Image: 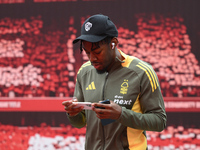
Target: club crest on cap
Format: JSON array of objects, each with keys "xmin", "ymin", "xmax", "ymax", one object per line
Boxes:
[{"xmin": 85, "ymin": 22, "xmax": 92, "ymax": 31}]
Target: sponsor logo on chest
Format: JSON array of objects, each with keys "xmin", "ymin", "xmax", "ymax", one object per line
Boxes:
[{"xmin": 114, "ymin": 95, "xmax": 132, "ymax": 105}]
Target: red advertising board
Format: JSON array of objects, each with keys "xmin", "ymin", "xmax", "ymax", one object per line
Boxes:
[
  {"xmin": 0, "ymin": 97, "xmax": 200, "ymax": 112},
  {"xmin": 0, "ymin": 97, "xmax": 71, "ymax": 112},
  {"xmin": 164, "ymin": 97, "xmax": 200, "ymax": 112}
]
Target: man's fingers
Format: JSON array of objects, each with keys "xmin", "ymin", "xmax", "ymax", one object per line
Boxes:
[
  {"xmin": 62, "ymin": 97, "xmax": 78, "ymax": 106},
  {"xmin": 62, "ymin": 100, "xmax": 72, "ymax": 106}
]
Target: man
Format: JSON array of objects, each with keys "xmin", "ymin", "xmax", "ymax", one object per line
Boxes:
[{"xmin": 62, "ymin": 14, "xmax": 166, "ymax": 150}]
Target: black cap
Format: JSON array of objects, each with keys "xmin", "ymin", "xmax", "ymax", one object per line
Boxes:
[{"xmin": 73, "ymin": 14, "xmax": 118, "ymax": 44}]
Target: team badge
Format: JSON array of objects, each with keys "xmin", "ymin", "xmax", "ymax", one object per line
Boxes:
[
  {"xmin": 120, "ymin": 79, "xmax": 129, "ymax": 94},
  {"xmin": 85, "ymin": 22, "xmax": 92, "ymax": 31}
]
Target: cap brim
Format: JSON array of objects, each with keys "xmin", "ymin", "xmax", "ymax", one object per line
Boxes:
[{"xmin": 73, "ymin": 34, "xmax": 107, "ymax": 44}]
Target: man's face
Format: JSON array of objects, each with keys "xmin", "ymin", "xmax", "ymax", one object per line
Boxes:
[{"xmin": 82, "ymin": 40, "xmax": 115, "ymax": 72}]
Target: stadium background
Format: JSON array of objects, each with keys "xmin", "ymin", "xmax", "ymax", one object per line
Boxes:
[{"xmin": 0, "ymin": 0, "xmax": 200, "ymax": 149}]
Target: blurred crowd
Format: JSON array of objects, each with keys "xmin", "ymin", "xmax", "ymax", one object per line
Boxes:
[
  {"xmin": 0, "ymin": 123, "xmax": 199, "ymax": 150},
  {"xmin": 0, "ymin": 14, "xmax": 200, "ymax": 98},
  {"xmin": 0, "ymin": 16, "xmax": 76, "ymax": 97},
  {"xmin": 117, "ymin": 14, "xmax": 200, "ymax": 97}
]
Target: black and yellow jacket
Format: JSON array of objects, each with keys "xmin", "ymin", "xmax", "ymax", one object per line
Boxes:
[{"xmin": 67, "ymin": 50, "xmax": 167, "ymax": 150}]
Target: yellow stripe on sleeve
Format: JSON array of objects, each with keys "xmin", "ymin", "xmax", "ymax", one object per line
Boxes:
[
  {"xmin": 136, "ymin": 64, "xmax": 154, "ymax": 92},
  {"xmin": 136, "ymin": 62, "xmax": 159, "ymax": 92},
  {"xmin": 77, "ymin": 62, "xmax": 91, "ymax": 74}
]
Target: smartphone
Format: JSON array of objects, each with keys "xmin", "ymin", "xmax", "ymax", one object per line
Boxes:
[
  {"xmin": 95, "ymin": 99, "xmax": 110, "ymax": 109},
  {"xmin": 100, "ymin": 99, "xmax": 110, "ymax": 104},
  {"xmin": 99, "ymin": 99, "xmax": 115, "ymax": 125}
]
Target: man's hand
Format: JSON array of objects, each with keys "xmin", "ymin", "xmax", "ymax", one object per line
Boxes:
[
  {"xmin": 92, "ymin": 101, "xmax": 122, "ymax": 120},
  {"xmin": 62, "ymin": 97, "xmax": 84, "ymax": 116}
]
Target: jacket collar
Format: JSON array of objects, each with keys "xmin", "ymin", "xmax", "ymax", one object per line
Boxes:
[{"xmin": 108, "ymin": 49, "xmax": 126, "ymax": 73}]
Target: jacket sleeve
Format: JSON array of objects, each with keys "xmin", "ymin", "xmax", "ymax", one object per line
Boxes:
[
  {"xmin": 117, "ymin": 66, "xmax": 167, "ymax": 132},
  {"xmin": 67, "ymin": 111, "xmax": 86, "ymax": 129},
  {"xmin": 66, "ymin": 75, "xmax": 86, "ymax": 128}
]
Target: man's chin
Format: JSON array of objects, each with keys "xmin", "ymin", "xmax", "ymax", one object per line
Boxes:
[
  {"xmin": 96, "ymin": 68, "xmax": 106, "ymax": 74},
  {"xmin": 92, "ymin": 63, "xmax": 108, "ymax": 73}
]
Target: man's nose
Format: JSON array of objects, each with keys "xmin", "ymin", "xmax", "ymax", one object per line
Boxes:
[{"xmin": 89, "ymin": 53, "xmax": 97, "ymax": 61}]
